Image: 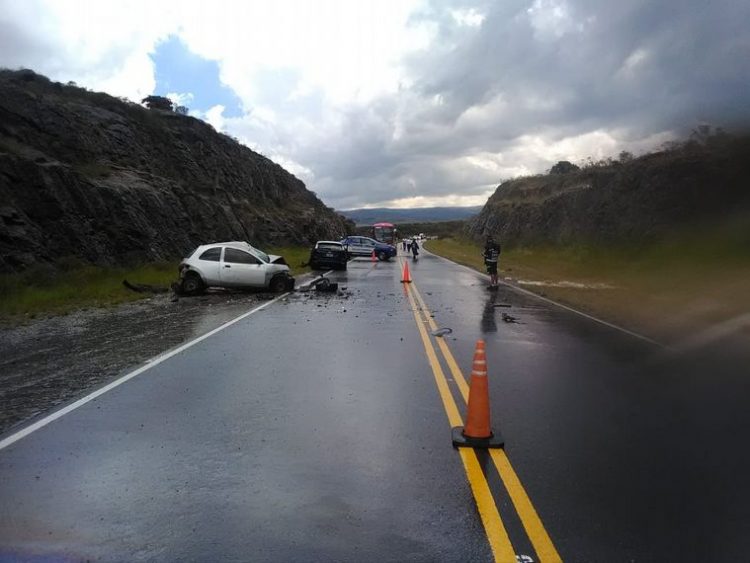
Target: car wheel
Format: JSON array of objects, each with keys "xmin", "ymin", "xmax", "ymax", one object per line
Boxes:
[
  {"xmin": 377, "ymin": 251, "xmax": 388, "ymax": 261},
  {"xmin": 181, "ymin": 272, "xmax": 205, "ymax": 296},
  {"xmin": 269, "ymin": 275, "xmax": 289, "ymax": 293}
]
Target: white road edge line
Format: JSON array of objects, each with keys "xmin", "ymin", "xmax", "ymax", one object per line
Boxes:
[
  {"xmin": 0, "ymin": 292, "xmax": 291, "ymax": 452},
  {"xmin": 424, "ymin": 248, "xmax": 666, "ymax": 349}
]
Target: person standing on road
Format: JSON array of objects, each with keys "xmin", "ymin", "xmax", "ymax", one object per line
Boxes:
[
  {"xmin": 483, "ymin": 235, "xmax": 501, "ymax": 289},
  {"xmin": 411, "ymin": 236, "xmax": 419, "ymax": 260},
  {"xmin": 402, "ymin": 239, "xmax": 408, "ymax": 252}
]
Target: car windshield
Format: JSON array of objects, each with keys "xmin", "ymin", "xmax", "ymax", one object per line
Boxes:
[{"xmin": 249, "ymin": 246, "xmax": 270, "ymax": 263}]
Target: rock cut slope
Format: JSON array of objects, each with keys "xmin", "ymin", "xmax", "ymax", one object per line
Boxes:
[
  {"xmin": 469, "ymin": 136, "xmax": 750, "ymax": 246},
  {"xmin": 0, "ymin": 69, "xmax": 352, "ymax": 273}
]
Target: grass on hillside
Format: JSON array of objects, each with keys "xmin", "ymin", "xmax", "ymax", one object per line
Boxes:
[
  {"xmin": 425, "ymin": 224, "xmax": 750, "ymax": 344},
  {"xmin": 270, "ymin": 246, "xmax": 313, "ymax": 277},
  {"xmin": 0, "ymin": 246, "xmax": 313, "ymax": 320}
]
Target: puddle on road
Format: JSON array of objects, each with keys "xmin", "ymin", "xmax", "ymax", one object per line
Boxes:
[{"xmin": 516, "ymin": 279, "xmax": 618, "ymax": 290}]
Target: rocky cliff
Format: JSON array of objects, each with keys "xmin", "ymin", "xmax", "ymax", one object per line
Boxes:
[
  {"xmin": 0, "ymin": 69, "xmax": 353, "ymax": 273},
  {"xmin": 468, "ymin": 135, "xmax": 750, "ymax": 246}
]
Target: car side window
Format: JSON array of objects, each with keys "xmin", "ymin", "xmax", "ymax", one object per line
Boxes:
[
  {"xmin": 199, "ymin": 247, "xmax": 222, "ymax": 262},
  {"xmin": 224, "ymin": 248, "xmax": 260, "ymax": 264}
]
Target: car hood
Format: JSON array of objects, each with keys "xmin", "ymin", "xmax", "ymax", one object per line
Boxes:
[{"xmin": 268, "ymin": 255, "xmax": 289, "ymax": 267}]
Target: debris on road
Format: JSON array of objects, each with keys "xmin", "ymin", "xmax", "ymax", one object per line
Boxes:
[
  {"xmin": 431, "ymin": 327, "xmax": 453, "ymax": 337},
  {"xmin": 313, "ymin": 277, "xmax": 339, "ymax": 292},
  {"xmin": 122, "ymin": 280, "xmax": 170, "ymax": 294},
  {"xmin": 502, "ymin": 313, "xmax": 519, "ymax": 323}
]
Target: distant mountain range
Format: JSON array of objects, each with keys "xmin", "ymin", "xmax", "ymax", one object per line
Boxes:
[{"xmin": 339, "ymin": 206, "xmax": 482, "ymax": 225}]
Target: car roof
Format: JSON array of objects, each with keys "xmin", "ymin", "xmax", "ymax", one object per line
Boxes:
[
  {"xmin": 198, "ymin": 241, "xmax": 264, "ymax": 254},
  {"xmin": 342, "ymin": 236, "xmax": 384, "ymax": 244},
  {"xmin": 201, "ymin": 241, "xmax": 253, "ymax": 249}
]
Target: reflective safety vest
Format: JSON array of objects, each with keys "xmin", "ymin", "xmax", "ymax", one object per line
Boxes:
[{"xmin": 484, "ymin": 245, "xmax": 500, "ymax": 263}]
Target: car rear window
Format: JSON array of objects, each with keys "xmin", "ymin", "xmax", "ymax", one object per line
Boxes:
[
  {"xmin": 199, "ymin": 247, "xmax": 222, "ymax": 261},
  {"xmin": 317, "ymin": 243, "xmax": 343, "ymax": 250}
]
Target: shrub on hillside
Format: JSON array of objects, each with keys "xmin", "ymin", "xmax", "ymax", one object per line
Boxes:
[{"xmin": 549, "ymin": 160, "xmax": 580, "ymax": 174}]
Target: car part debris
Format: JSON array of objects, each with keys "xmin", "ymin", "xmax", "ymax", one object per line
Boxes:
[
  {"xmin": 313, "ymin": 277, "xmax": 338, "ymax": 292},
  {"xmin": 431, "ymin": 327, "xmax": 453, "ymax": 337},
  {"xmin": 493, "ymin": 303, "xmax": 512, "ymax": 308},
  {"xmin": 123, "ymin": 280, "xmax": 169, "ymax": 294},
  {"xmin": 502, "ymin": 313, "xmax": 518, "ymax": 323}
]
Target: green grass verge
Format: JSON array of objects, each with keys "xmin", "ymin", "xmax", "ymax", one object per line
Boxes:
[
  {"xmin": 267, "ymin": 246, "xmax": 312, "ymax": 277},
  {"xmin": 425, "ymin": 223, "xmax": 750, "ymax": 343},
  {"xmin": 0, "ymin": 246, "xmax": 313, "ymax": 321},
  {"xmin": 0, "ymin": 261, "xmax": 178, "ymax": 319}
]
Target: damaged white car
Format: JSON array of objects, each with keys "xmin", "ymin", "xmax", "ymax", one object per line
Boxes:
[{"xmin": 178, "ymin": 241, "xmax": 294, "ymax": 295}]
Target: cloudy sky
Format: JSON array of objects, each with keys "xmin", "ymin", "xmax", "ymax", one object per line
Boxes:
[{"xmin": 2, "ymin": 0, "xmax": 749, "ymax": 210}]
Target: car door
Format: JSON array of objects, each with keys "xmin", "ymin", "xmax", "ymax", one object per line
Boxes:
[
  {"xmin": 345, "ymin": 237, "xmax": 361, "ymax": 256},
  {"xmin": 220, "ymin": 247, "xmax": 267, "ymax": 287},
  {"xmin": 362, "ymin": 238, "xmax": 377, "ymax": 256},
  {"xmin": 195, "ymin": 246, "xmax": 223, "ymax": 284}
]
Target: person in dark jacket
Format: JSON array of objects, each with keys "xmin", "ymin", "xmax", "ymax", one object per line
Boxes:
[
  {"xmin": 411, "ymin": 237, "xmax": 419, "ymax": 260},
  {"xmin": 483, "ymin": 235, "xmax": 501, "ymax": 288}
]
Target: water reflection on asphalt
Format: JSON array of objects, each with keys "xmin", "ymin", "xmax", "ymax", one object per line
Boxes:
[{"xmin": 0, "ymin": 289, "xmax": 281, "ymax": 434}]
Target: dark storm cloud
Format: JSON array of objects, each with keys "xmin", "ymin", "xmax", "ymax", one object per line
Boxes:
[
  {"xmin": 293, "ymin": 0, "xmax": 750, "ymax": 207},
  {"xmin": 410, "ymin": 0, "xmax": 750, "ymax": 132}
]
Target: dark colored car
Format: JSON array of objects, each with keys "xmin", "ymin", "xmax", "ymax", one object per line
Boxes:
[
  {"xmin": 340, "ymin": 236, "xmax": 397, "ymax": 261},
  {"xmin": 309, "ymin": 241, "xmax": 348, "ymax": 271}
]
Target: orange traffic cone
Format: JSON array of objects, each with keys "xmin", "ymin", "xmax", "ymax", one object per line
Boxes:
[
  {"xmin": 400, "ymin": 261, "xmax": 412, "ymax": 283},
  {"xmin": 371, "ymin": 249, "xmax": 377, "ymax": 262},
  {"xmin": 452, "ymin": 340, "xmax": 504, "ymax": 448}
]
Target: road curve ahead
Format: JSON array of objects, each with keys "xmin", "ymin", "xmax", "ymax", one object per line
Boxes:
[{"xmin": 0, "ymin": 249, "xmax": 748, "ymax": 562}]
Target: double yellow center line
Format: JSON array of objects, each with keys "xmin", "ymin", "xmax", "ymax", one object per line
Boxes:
[{"xmin": 402, "ymin": 268, "xmax": 561, "ymax": 563}]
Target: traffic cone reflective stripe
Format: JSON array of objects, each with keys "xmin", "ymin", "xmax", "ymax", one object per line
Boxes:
[
  {"xmin": 452, "ymin": 339, "xmax": 504, "ymax": 448},
  {"xmin": 400, "ymin": 261, "xmax": 412, "ymax": 283}
]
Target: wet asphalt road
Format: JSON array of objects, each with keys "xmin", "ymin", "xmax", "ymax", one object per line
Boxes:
[{"xmin": 1, "ymin": 250, "xmax": 748, "ymax": 562}]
